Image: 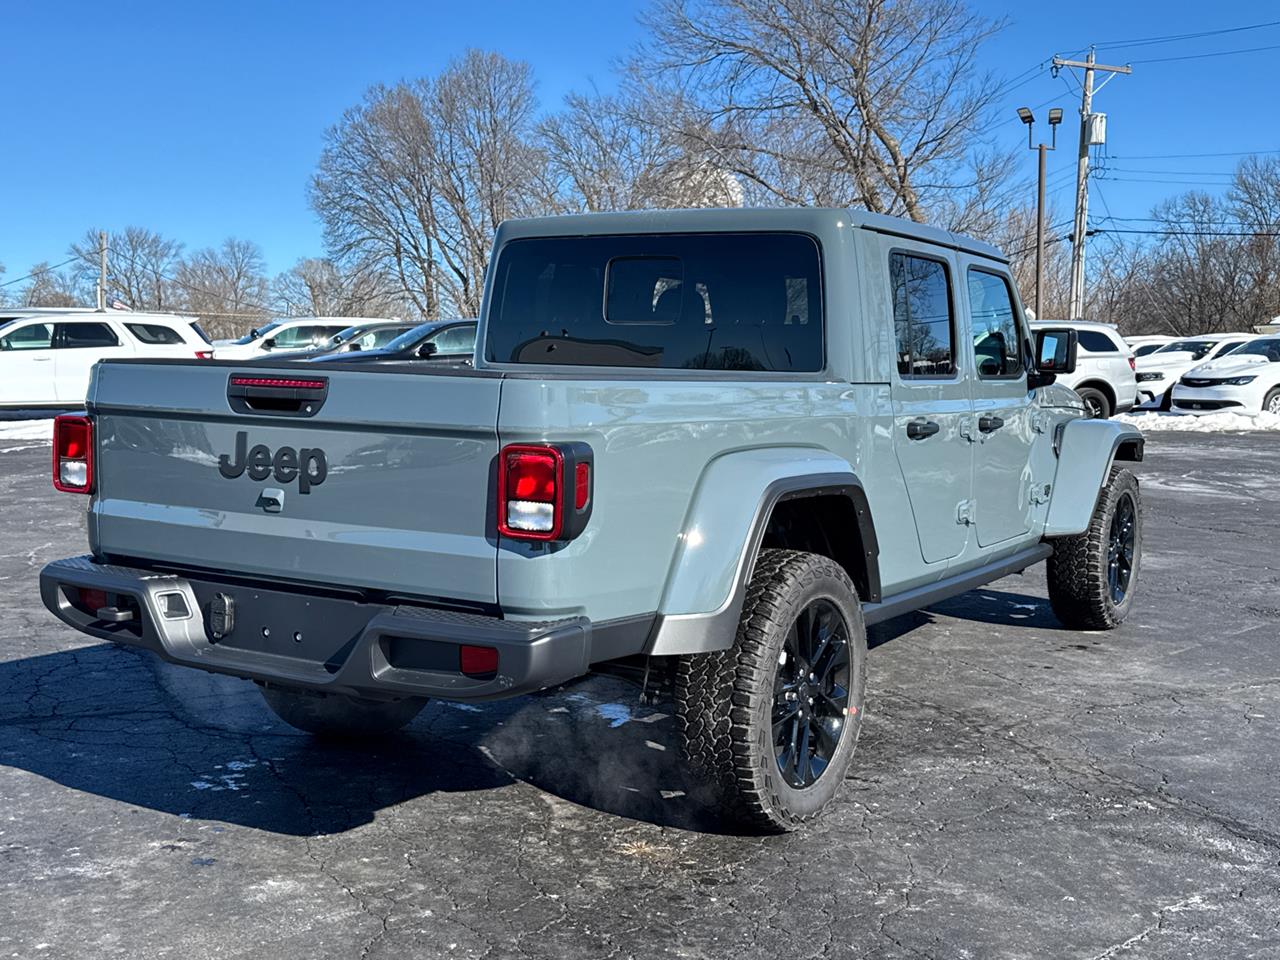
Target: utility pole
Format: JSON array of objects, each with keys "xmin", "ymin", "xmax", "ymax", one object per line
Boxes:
[
  {"xmin": 1053, "ymin": 48, "xmax": 1131, "ymax": 319},
  {"xmin": 96, "ymin": 230, "xmax": 108, "ymax": 311}
]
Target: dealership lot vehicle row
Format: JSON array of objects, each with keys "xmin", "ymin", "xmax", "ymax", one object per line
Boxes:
[{"xmin": 2, "ymin": 433, "xmax": 1279, "ymax": 958}]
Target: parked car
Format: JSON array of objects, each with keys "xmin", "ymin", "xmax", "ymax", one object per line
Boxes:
[
  {"xmin": 263, "ymin": 321, "xmax": 415, "ymax": 361},
  {"xmin": 212, "ymin": 317, "xmax": 367, "ymax": 360},
  {"xmin": 1125, "ymin": 335, "xmax": 1176, "ymax": 358},
  {"xmin": 1134, "ymin": 334, "xmax": 1253, "ymax": 410},
  {"xmin": 0, "ymin": 310, "xmax": 212, "ymax": 408},
  {"xmin": 39, "ymin": 208, "xmax": 1145, "ymax": 831},
  {"xmin": 1030, "ymin": 320, "xmax": 1136, "ymax": 419},
  {"xmin": 1170, "ymin": 336, "xmax": 1280, "ymax": 415},
  {"xmin": 308, "ymin": 319, "xmax": 477, "ymax": 365}
]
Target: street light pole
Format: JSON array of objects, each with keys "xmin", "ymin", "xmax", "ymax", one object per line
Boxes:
[
  {"xmin": 1036, "ymin": 141, "xmax": 1046, "ymax": 318},
  {"xmin": 1017, "ymin": 107, "xmax": 1062, "ymax": 319}
]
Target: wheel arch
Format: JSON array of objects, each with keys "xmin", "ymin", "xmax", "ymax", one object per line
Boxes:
[
  {"xmin": 647, "ymin": 449, "xmax": 880, "ymax": 656},
  {"xmin": 1073, "ymin": 378, "xmax": 1117, "ymax": 414}
]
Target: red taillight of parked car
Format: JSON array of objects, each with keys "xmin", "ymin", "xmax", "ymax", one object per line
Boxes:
[
  {"xmin": 496, "ymin": 442, "xmax": 593, "ymax": 542},
  {"xmin": 52, "ymin": 415, "xmax": 94, "ymax": 494},
  {"xmin": 1128, "ymin": 356, "xmax": 1136, "ymax": 371},
  {"xmin": 195, "ymin": 350, "xmax": 214, "ymax": 360}
]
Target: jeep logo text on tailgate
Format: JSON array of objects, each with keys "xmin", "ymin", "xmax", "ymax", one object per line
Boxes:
[{"xmin": 217, "ymin": 431, "xmax": 327, "ymax": 493}]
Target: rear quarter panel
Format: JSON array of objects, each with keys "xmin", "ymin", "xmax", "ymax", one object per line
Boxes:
[{"xmin": 495, "ymin": 378, "xmax": 919, "ymax": 624}]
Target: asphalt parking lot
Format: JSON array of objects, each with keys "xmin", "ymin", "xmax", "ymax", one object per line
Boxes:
[{"xmin": 2, "ymin": 431, "xmax": 1279, "ymax": 959}]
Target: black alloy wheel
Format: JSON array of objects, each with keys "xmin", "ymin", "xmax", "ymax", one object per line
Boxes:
[
  {"xmin": 1107, "ymin": 492, "xmax": 1137, "ymax": 604},
  {"xmin": 772, "ymin": 599, "xmax": 852, "ymax": 789}
]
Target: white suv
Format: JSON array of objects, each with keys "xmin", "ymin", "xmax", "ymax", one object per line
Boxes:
[
  {"xmin": 0, "ymin": 311, "xmax": 212, "ymax": 408},
  {"xmin": 212, "ymin": 317, "xmax": 383, "ymax": 360},
  {"xmin": 1031, "ymin": 320, "xmax": 1136, "ymax": 419}
]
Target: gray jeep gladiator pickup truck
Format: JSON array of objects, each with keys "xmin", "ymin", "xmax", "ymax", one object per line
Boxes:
[{"xmin": 40, "ymin": 208, "xmax": 1144, "ymax": 831}]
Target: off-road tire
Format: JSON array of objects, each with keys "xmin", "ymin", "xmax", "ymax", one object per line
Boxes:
[
  {"xmin": 1047, "ymin": 467, "xmax": 1141, "ymax": 630},
  {"xmin": 1264, "ymin": 388, "xmax": 1280, "ymax": 416},
  {"xmin": 259, "ymin": 685, "xmax": 427, "ymax": 738},
  {"xmin": 676, "ymin": 549, "xmax": 867, "ymax": 832},
  {"xmin": 1077, "ymin": 386, "xmax": 1112, "ymax": 420}
]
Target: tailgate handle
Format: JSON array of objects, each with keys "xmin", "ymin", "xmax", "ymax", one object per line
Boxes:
[{"xmin": 227, "ymin": 375, "xmax": 328, "ymax": 418}]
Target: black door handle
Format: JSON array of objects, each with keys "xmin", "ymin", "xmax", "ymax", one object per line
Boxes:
[
  {"xmin": 906, "ymin": 419, "xmax": 941, "ymax": 440},
  {"xmin": 978, "ymin": 415, "xmax": 1005, "ymax": 433}
]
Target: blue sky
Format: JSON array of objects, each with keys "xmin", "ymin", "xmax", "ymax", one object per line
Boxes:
[{"xmin": 1, "ymin": 0, "xmax": 1276, "ymax": 283}]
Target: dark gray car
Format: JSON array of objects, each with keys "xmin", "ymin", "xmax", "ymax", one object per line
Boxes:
[{"xmin": 308, "ymin": 319, "xmax": 477, "ymax": 364}]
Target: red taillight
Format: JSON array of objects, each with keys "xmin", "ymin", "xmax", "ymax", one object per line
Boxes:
[
  {"xmin": 498, "ymin": 445, "xmax": 564, "ymax": 541},
  {"xmin": 1128, "ymin": 356, "xmax": 1136, "ymax": 371},
  {"xmin": 53, "ymin": 415, "xmax": 94, "ymax": 494},
  {"xmin": 195, "ymin": 350, "xmax": 214, "ymax": 360},
  {"xmin": 459, "ymin": 644, "xmax": 499, "ymax": 678}
]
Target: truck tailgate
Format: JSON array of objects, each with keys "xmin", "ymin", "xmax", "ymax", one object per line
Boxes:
[{"xmin": 88, "ymin": 360, "xmax": 501, "ymax": 604}]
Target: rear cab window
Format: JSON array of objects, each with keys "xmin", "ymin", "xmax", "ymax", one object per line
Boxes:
[{"xmin": 485, "ymin": 233, "xmax": 823, "ymax": 371}]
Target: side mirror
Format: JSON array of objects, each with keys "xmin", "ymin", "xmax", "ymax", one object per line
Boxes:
[
  {"xmin": 416, "ymin": 341, "xmax": 438, "ymax": 358},
  {"xmin": 348, "ymin": 342, "xmax": 362, "ymax": 351},
  {"xmin": 261, "ymin": 337, "xmax": 276, "ymax": 349},
  {"xmin": 1031, "ymin": 328, "xmax": 1078, "ymax": 387}
]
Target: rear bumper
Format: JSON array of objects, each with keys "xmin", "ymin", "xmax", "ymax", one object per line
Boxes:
[{"xmin": 39, "ymin": 556, "xmax": 601, "ymax": 702}]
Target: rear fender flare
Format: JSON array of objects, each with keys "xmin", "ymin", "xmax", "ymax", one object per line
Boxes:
[{"xmin": 647, "ymin": 447, "xmax": 880, "ymax": 656}]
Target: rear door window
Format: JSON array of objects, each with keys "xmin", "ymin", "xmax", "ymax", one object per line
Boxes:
[
  {"xmin": 56, "ymin": 322, "xmax": 120, "ymax": 349},
  {"xmin": 486, "ymin": 233, "xmax": 823, "ymax": 371},
  {"xmin": 890, "ymin": 253, "xmax": 955, "ymax": 378}
]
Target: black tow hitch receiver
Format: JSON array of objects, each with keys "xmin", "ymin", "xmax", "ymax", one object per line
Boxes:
[{"xmin": 210, "ymin": 592, "xmax": 236, "ymax": 640}]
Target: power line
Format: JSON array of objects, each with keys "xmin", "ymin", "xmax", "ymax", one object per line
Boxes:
[
  {"xmin": 1109, "ymin": 149, "xmax": 1280, "ymax": 159},
  {"xmin": 1096, "ymin": 175, "xmax": 1246, "ymax": 185},
  {"xmin": 0, "ymin": 256, "xmax": 79, "ymax": 288},
  {"xmin": 1091, "ymin": 227, "xmax": 1280, "ymax": 237},
  {"xmin": 1105, "ymin": 167, "xmax": 1236, "ymax": 176},
  {"xmin": 1131, "ymin": 42, "xmax": 1280, "ymax": 65},
  {"xmin": 1093, "ymin": 19, "xmax": 1280, "ymax": 51}
]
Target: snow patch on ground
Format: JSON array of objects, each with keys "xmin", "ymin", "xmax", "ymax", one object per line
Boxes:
[
  {"xmin": 1116, "ymin": 411, "xmax": 1280, "ymax": 432},
  {"xmin": 0, "ymin": 419, "xmax": 54, "ymax": 450}
]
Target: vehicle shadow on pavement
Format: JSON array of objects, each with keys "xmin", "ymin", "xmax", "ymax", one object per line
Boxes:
[
  {"xmin": 868, "ymin": 587, "xmax": 1064, "ymax": 647},
  {"xmin": 0, "ymin": 588, "xmax": 1058, "ymax": 836},
  {"xmin": 0, "ymin": 642, "xmax": 724, "ymax": 836}
]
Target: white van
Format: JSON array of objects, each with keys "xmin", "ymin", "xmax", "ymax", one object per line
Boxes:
[{"xmin": 0, "ymin": 310, "xmax": 212, "ymax": 408}]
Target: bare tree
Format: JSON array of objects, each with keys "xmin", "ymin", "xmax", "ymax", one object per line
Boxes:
[
  {"xmin": 69, "ymin": 226, "xmax": 183, "ymax": 311},
  {"xmin": 173, "ymin": 238, "xmax": 271, "ymax": 337},
  {"xmin": 540, "ymin": 85, "xmax": 743, "ymax": 211},
  {"xmin": 312, "ymin": 49, "xmax": 549, "ymax": 319},
  {"xmin": 634, "ymin": 0, "xmax": 1005, "ymax": 222},
  {"xmin": 17, "ymin": 262, "xmax": 85, "ymax": 307},
  {"xmin": 272, "ymin": 257, "xmax": 408, "ymax": 318}
]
